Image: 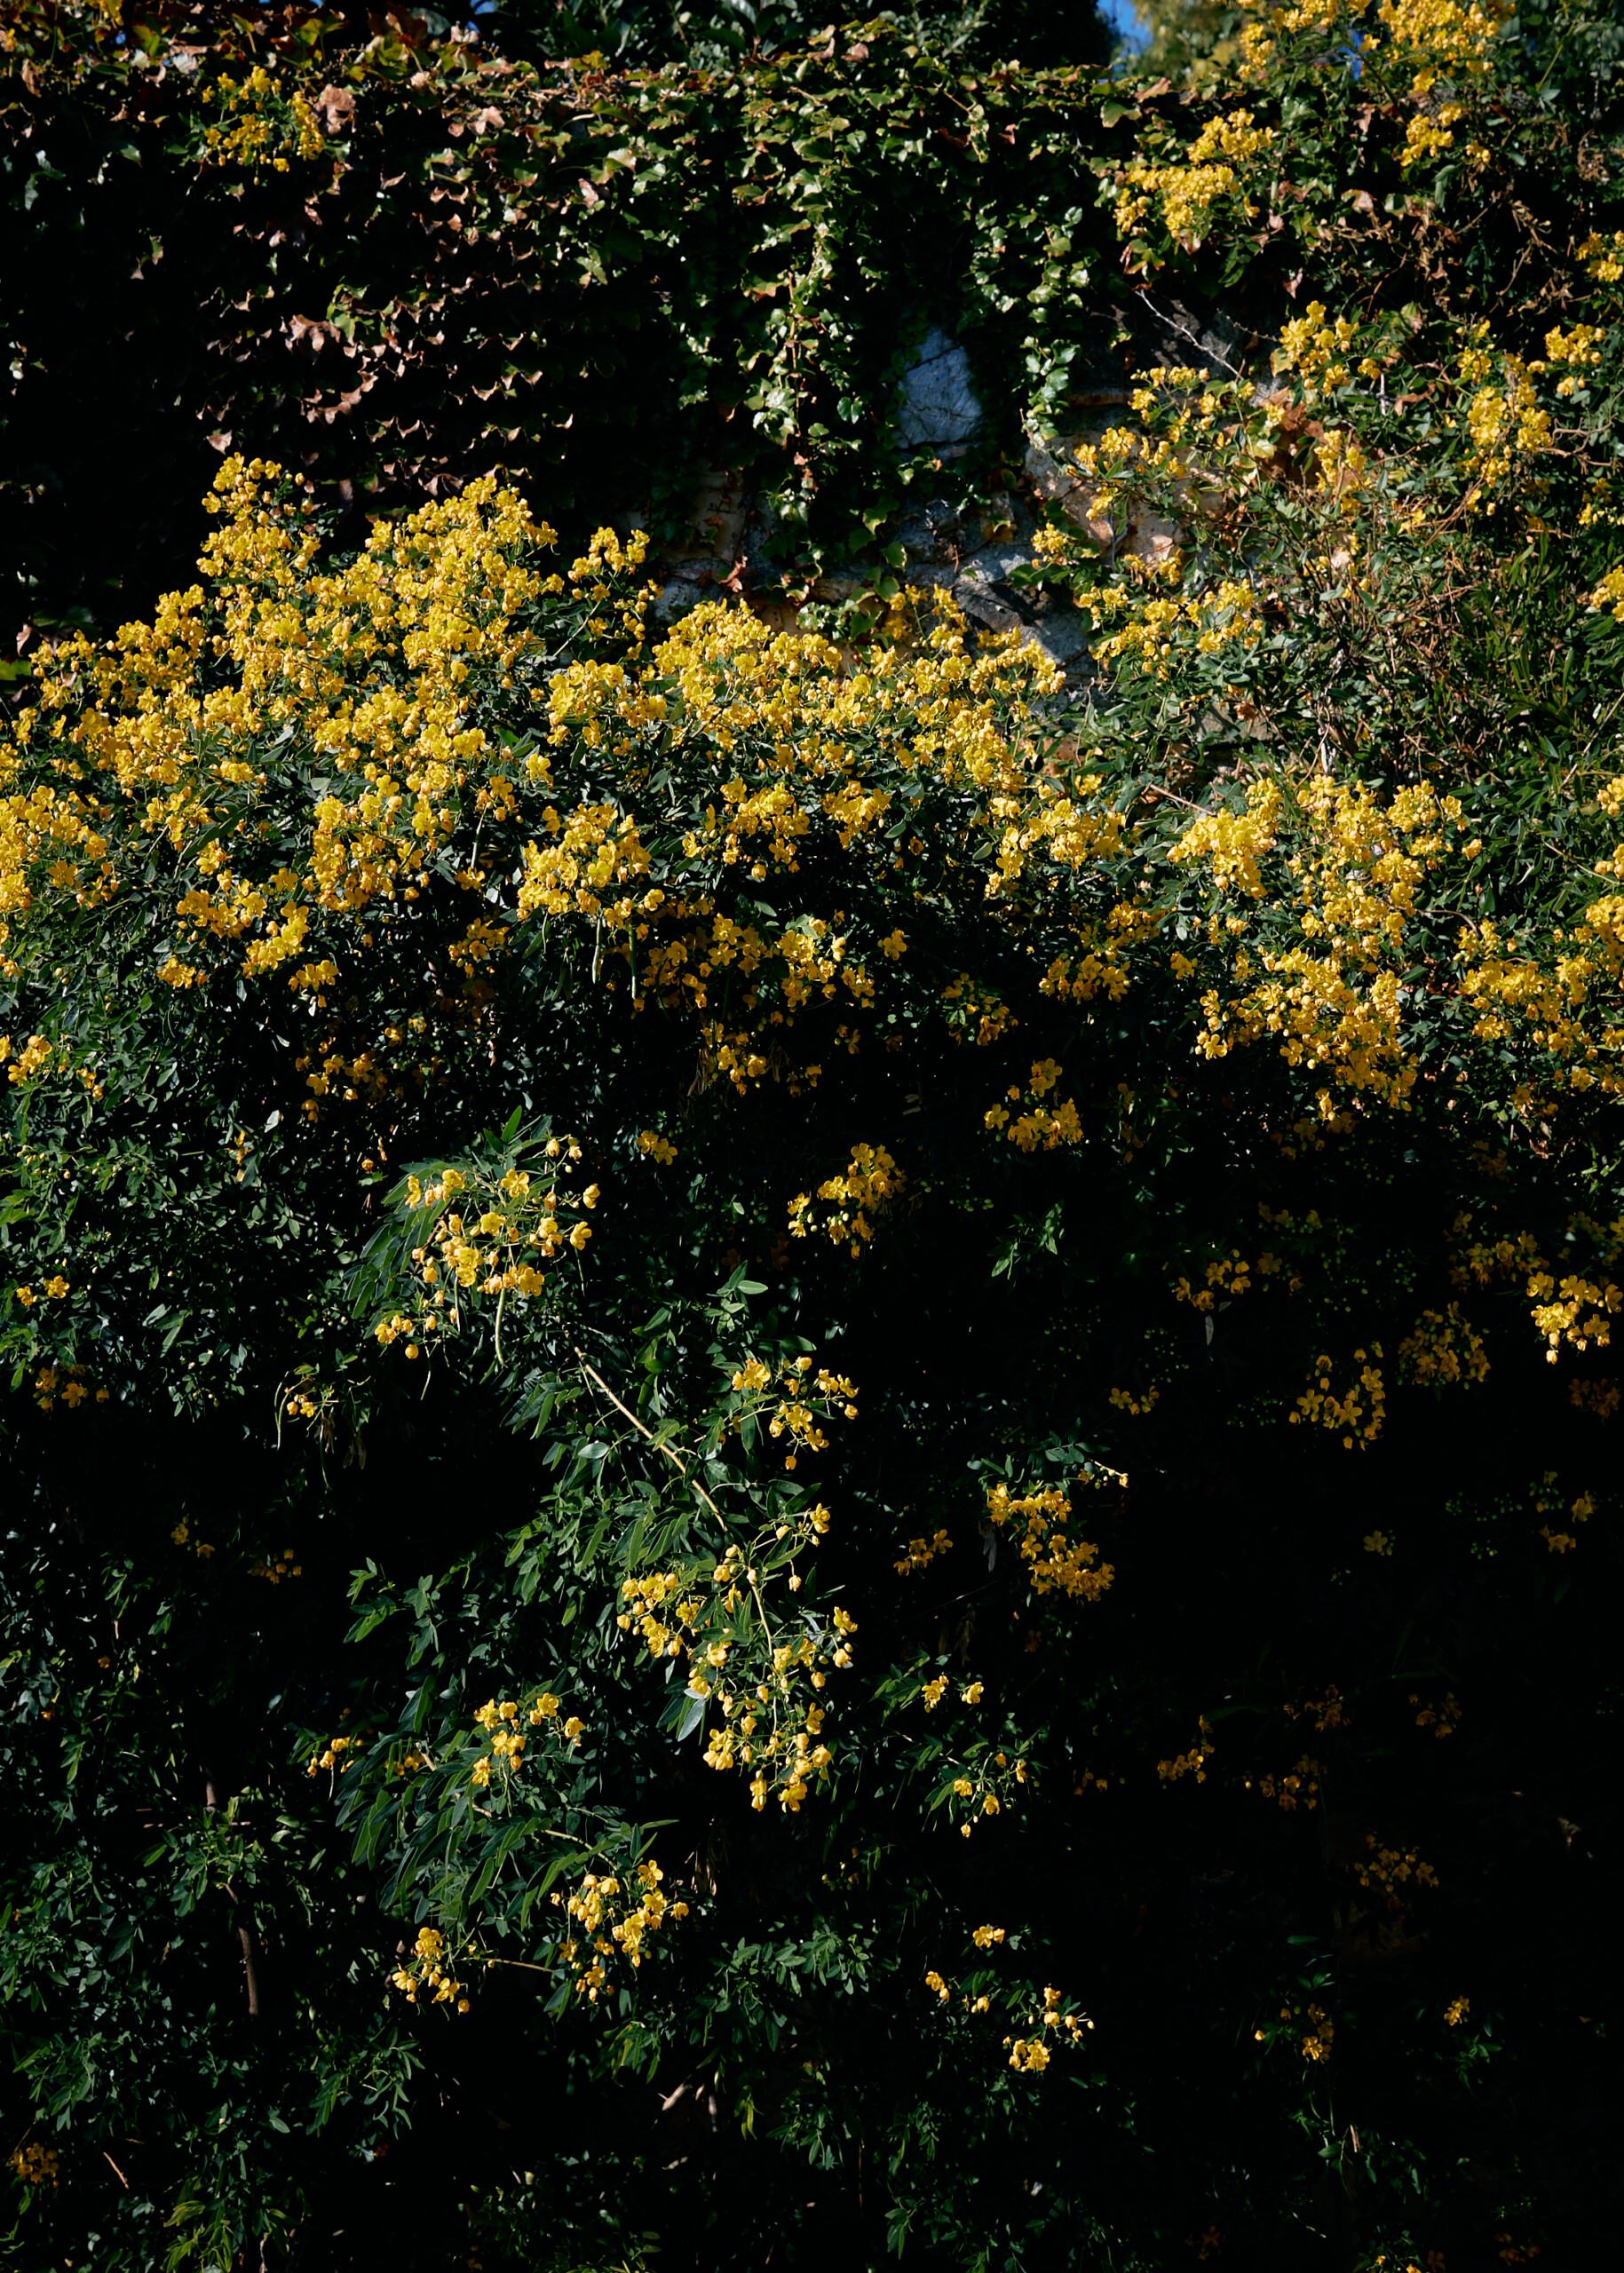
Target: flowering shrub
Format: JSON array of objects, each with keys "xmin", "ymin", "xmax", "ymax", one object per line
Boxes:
[{"xmin": 3, "ymin": 6, "xmax": 1623, "ymax": 2273}]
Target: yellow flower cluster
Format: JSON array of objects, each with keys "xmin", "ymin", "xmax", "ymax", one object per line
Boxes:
[
  {"xmin": 1005, "ymin": 1987, "xmax": 1093, "ymax": 2071},
  {"xmin": 984, "ymin": 1481, "xmax": 1116, "ymax": 1602},
  {"xmin": 1356, "ymin": 1836, "xmax": 1439, "ymax": 1907},
  {"xmin": 1525, "ymin": 1270, "xmax": 1620, "ymax": 1364},
  {"xmin": 1115, "ymin": 110, "xmax": 1278, "ymax": 256},
  {"xmin": 1276, "ymin": 301, "xmax": 1360, "ymax": 388},
  {"xmin": 510, "ymin": 592, "xmax": 1073, "ymax": 1088},
  {"xmin": 1397, "ymin": 1303, "xmax": 1490, "ymax": 1389},
  {"xmin": 374, "ymin": 1144, "xmax": 595, "ymax": 1360},
  {"xmin": 10, "ymin": 2142, "xmax": 60, "ymax": 2189},
  {"xmin": 725, "ymin": 1351, "xmax": 860, "ymax": 1469},
  {"xmin": 1530, "ymin": 1473, "xmax": 1593, "ymax": 1555},
  {"xmin": 788, "ymin": 1142, "xmax": 907, "ymax": 1253},
  {"xmin": 391, "ymin": 1924, "xmax": 468, "ymax": 2012},
  {"xmin": 1037, "ymin": 899, "xmax": 1158, "ymax": 1008},
  {"xmin": 1168, "ymin": 782, "xmax": 1281, "ymax": 899},
  {"xmin": 1292, "ymin": 1347, "xmax": 1386, "ymax": 1448},
  {"xmin": 1093, "ymin": 579, "xmax": 1262, "ymax": 674},
  {"xmin": 1235, "ymin": 4, "xmax": 1340, "ymax": 84},
  {"xmin": 1309, "ymin": 427, "xmax": 1370, "ymax": 510},
  {"xmin": 249, "ymin": 1544, "xmax": 302, "ymax": 1584},
  {"xmin": 894, "ymin": 1528, "xmax": 954, "ymax": 1576},
  {"xmin": 1291, "ymin": 2000, "xmax": 1335, "ymax": 2064},
  {"xmin": 941, "ymin": 972, "xmax": 1018, "ymax": 1047},
  {"xmin": 1588, "ymin": 564, "xmax": 1624, "ymax": 622},
  {"xmin": 1374, "ymin": 0, "xmax": 1507, "ymax": 97},
  {"xmin": 465, "ymin": 1690, "xmax": 584, "ymax": 1793},
  {"xmin": 12, "ymin": 1273, "xmax": 69, "ymax": 1303},
  {"xmin": 1016, "ymin": 320, "xmax": 1624, "ymax": 1126},
  {"xmin": 1401, "ymin": 105, "xmax": 1465, "ymax": 169},
  {"xmin": 1457, "ymin": 345, "xmax": 1552, "ymax": 494},
  {"xmin": 2, "ymin": 458, "xmax": 562, "ymax": 1115},
  {"xmin": 1285, "ymin": 1684, "xmax": 1349, "ymax": 1733},
  {"xmin": 25, "ymin": 1361, "xmax": 102, "ymax": 1414},
  {"xmin": 1157, "ymin": 1719, "xmax": 1216, "ymax": 1784},
  {"xmin": 1411, "ymin": 1691, "xmax": 1462, "ymax": 1738},
  {"xmin": 308, "ymin": 1732, "xmax": 360, "ymax": 1778},
  {"xmin": 1541, "ymin": 323, "xmax": 1606, "ymax": 395},
  {"xmin": 1191, "ymin": 781, "xmax": 1471, "ymax": 1111},
  {"xmin": 638, "ymin": 1129, "xmax": 678, "ymax": 1164},
  {"xmin": 550, "ymin": 1858, "xmax": 687, "ymax": 2001},
  {"xmin": 616, "ymin": 1497, "xmax": 853, "ymax": 1813},
  {"xmin": 1579, "ymin": 230, "xmax": 1624, "ymax": 285},
  {"xmin": 983, "ymin": 1057, "xmax": 1085, "ymax": 1152},
  {"xmin": 201, "ymin": 65, "xmax": 326, "ymax": 172},
  {"xmin": 1245, "ymin": 1754, "xmax": 1322, "ymax": 1810},
  {"xmin": 4, "ymin": 1034, "xmax": 53, "ymax": 1085},
  {"xmin": 1255, "ymin": 1992, "xmax": 1335, "ymax": 2060},
  {"xmin": 986, "ymin": 772, "xmax": 1126, "ymax": 899},
  {"xmin": 1170, "ymin": 1247, "xmax": 1280, "ymax": 1311},
  {"xmin": 1446, "ymin": 1218, "xmax": 1528, "ymax": 1291},
  {"xmin": 517, "ymin": 802, "xmax": 654, "ymax": 923},
  {"xmin": 946, "ymin": 1746, "xmax": 1029, "ymax": 1836},
  {"xmin": 1057, "ymin": 425, "xmax": 1176, "ymax": 523},
  {"xmin": 1448, "ymin": 1215, "xmax": 1624, "ymax": 1361}
]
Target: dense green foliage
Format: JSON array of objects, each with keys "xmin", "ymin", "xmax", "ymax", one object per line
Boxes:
[
  {"xmin": 2, "ymin": 0, "xmax": 1111, "ymax": 653},
  {"xmin": 9, "ymin": 0, "xmax": 1613, "ymax": 652},
  {"xmin": 4, "ymin": 4, "xmax": 1624, "ymax": 2272}
]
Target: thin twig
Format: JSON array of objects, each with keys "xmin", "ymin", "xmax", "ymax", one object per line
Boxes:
[
  {"xmin": 1142, "ymin": 780, "xmax": 1216, "ymax": 813},
  {"xmin": 574, "ymin": 1352, "xmax": 724, "ymax": 1517},
  {"xmin": 239, "ymin": 1925, "xmax": 263, "ymax": 2018},
  {"xmin": 1137, "ymin": 288, "xmax": 1245, "ymax": 381}
]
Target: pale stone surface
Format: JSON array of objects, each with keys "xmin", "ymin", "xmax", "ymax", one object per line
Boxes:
[
  {"xmin": 958, "ymin": 536, "xmax": 1033, "ymax": 585},
  {"xmin": 651, "ymin": 578, "xmax": 707, "ymax": 624},
  {"xmin": 897, "ymin": 328, "xmax": 984, "ymax": 455}
]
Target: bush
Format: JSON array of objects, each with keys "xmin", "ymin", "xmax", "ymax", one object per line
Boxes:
[{"xmin": 4, "ymin": 4, "xmax": 1623, "ymax": 2269}]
